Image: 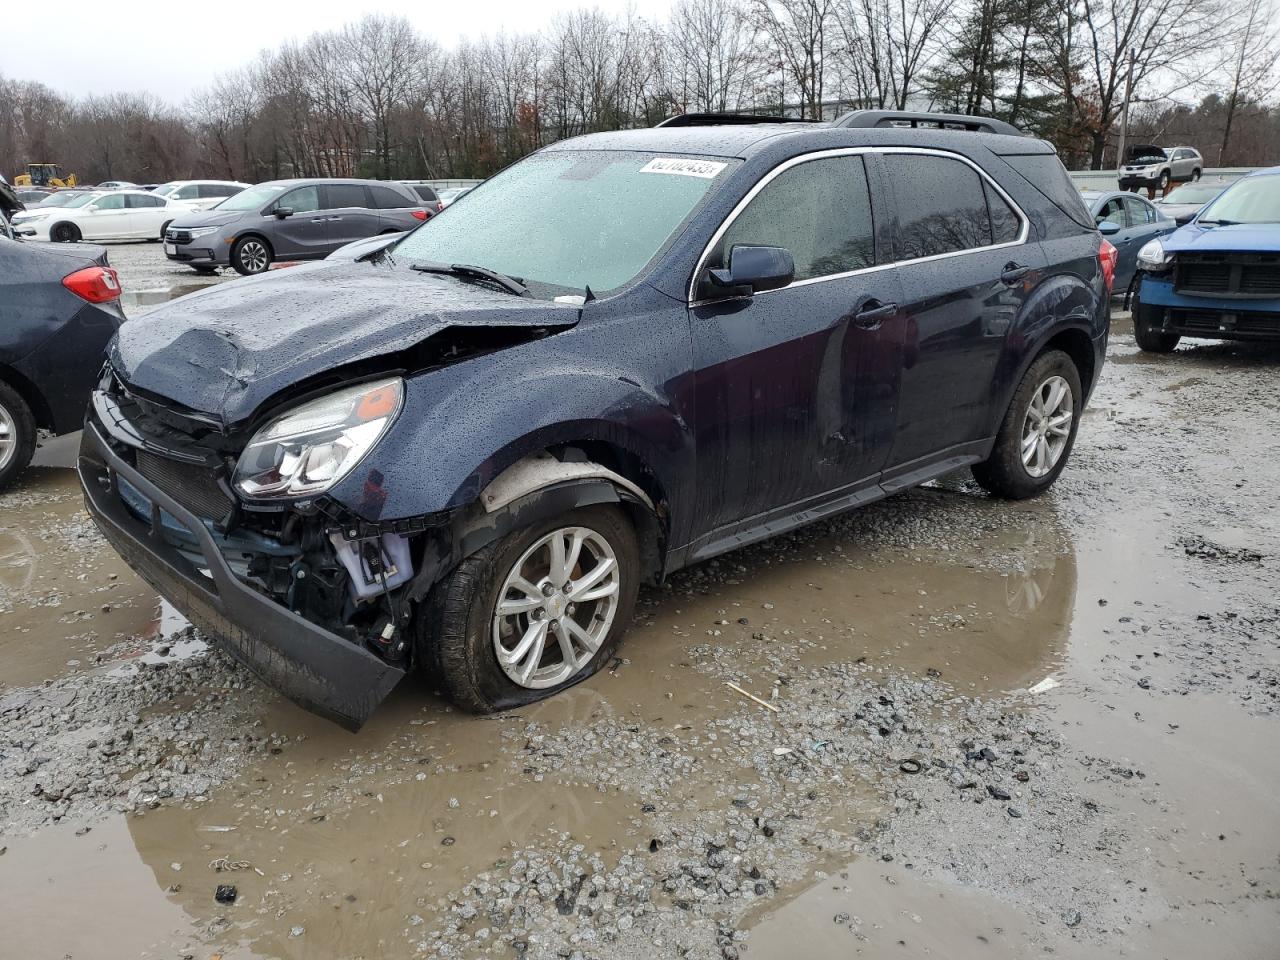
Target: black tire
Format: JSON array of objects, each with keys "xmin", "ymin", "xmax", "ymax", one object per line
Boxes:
[
  {"xmin": 0, "ymin": 380, "xmax": 37, "ymax": 492},
  {"xmin": 230, "ymin": 235, "xmax": 272, "ymax": 275},
  {"xmin": 50, "ymin": 222, "xmax": 81, "ymax": 243},
  {"xmin": 1159, "ymin": 170, "xmax": 1171, "ymax": 193},
  {"xmin": 419, "ymin": 504, "xmax": 641, "ymax": 713},
  {"xmin": 1133, "ymin": 302, "xmax": 1181, "ymax": 353},
  {"xmin": 972, "ymin": 350, "xmax": 1082, "ymax": 500},
  {"xmin": 191, "ymin": 266, "xmax": 218, "ymax": 276},
  {"xmin": 1191, "ymin": 168, "xmax": 1202, "ymax": 182},
  {"xmin": 159, "ymin": 220, "xmax": 173, "ymax": 239}
]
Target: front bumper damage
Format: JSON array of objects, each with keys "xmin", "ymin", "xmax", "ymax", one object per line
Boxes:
[{"xmin": 78, "ymin": 421, "xmax": 405, "ymax": 730}]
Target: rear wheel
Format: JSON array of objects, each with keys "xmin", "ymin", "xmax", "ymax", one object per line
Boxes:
[
  {"xmin": 972, "ymin": 350, "xmax": 1082, "ymax": 500},
  {"xmin": 1133, "ymin": 302, "xmax": 1181, "ymax": 352},
  {"xmin": 0, "ymin": 381, "xmax": 37, "ymax": 492},
  {"xmin": 1191, "ymin": 168, "xmax": 1202, "ymax": 182},
  {"xmin": 1159, "ymin": 170, "xmax": 1171, "ymax": 193},
  {"xmin": 420, "ymin": 504, "xmax": 640, "ymax": 713},
  {"xmin": 50, "ymin": 222, "xmax": 81, "ymax": 243}
]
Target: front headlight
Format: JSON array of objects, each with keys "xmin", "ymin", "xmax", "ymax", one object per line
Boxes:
[
  {"xmin": 233, "ymin": 378, "xmax": 403, "ymax": 500},
  {"xmin": 1136, "ymin": 239, "xmax": 1172, "ymax": 272},
  {"xmin": 187, "ymin": 226, "xmax": 220, "ymax": 238}
]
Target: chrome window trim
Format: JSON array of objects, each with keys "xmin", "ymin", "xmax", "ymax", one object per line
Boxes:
[{"xmin": 687, "ymin": 145, "xmax": 1031, "ymax": 304}]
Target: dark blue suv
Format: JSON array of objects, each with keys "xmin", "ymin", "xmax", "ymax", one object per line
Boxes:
[{"xmin": 78, "ymin": 112, "xmax": 1114, "ymax": 728}]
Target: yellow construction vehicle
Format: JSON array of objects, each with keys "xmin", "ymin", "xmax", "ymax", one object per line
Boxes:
[{"xmin": 14, "ymin": 163, "xmax": 78, "ymax": 188}]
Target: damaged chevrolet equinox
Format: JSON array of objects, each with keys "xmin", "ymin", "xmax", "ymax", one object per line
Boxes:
[{"xmin": 80, "ymin": 111, "xmax": 1113, "ymax": 729}]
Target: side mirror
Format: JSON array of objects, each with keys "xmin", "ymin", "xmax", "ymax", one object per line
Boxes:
[
  {"xmin": 274, "ymin": 207, "xmax": 294, "ymax": 219},
  {"xmin": 85, "ymin": 203, "xmax": 99, "ymax": 212},
  {"xmin": 1097, "ymin": 220, "xmax": 1121, "ymax": 236},
  {"xmin": 707, "ymin": 244, "xmax": 794, "ymax": 297}
]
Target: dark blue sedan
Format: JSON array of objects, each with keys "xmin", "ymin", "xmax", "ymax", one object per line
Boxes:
[{"xmin": 1081, "ymin": 190, "xmax": 1177, "ymax": 293}]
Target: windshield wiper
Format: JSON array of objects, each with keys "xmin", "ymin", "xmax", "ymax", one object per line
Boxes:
[
  {"xmin": 1197, "ymin": 218, "xmax": 1238, "ymax": 226},
  {"xmin": 410, "ymin": 262, "xmax": 529, "ymax": 297}
]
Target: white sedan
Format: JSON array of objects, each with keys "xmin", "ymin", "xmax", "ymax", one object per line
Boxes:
[{"xmin": 11, "ymin": 189, "xmax": 185, "ymax": 242}]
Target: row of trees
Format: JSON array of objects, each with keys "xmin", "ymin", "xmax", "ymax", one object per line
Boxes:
[{"xmin": 2, "ymin": 0, "xmax": 1278, "ymax": 186}]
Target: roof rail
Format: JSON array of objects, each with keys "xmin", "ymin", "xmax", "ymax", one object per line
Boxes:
[
  {"xmin": 656, "ymin": 113, "xmax": 820, "ymax": 128},
  {"xmin": 831, "ymin": 110, "xmax": 1024, "ymax": 137}
]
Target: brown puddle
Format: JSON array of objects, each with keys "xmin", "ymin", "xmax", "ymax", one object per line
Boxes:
[{"xmin": 0, "ymin": 467, "xmax": 166, "ymax": 690}]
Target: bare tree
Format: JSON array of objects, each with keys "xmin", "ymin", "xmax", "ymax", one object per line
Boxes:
[
  {"xmin": 668, "ymin": 0, "xmax": 761, "ymax": 112},
  {"xmin": 752, "ymin": 0, "xmax": 834, "ymax": 118},
  {"xmin": 1217, "ymin": 0, "xmax": 1280, "ymax": 162}
]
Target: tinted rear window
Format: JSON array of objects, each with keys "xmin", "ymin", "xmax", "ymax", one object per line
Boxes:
[
  {"xmin": 411, "ymin": 184, "xmax": 439, "ymax": 202},
  {"xmin": 370, "ymin": 185, "xmax": 412, "ymax": 209},
  {"xmin": 326, "ymin": 184, "xmax": 368, "ymax": 209},
  {"xmin": 892, "ymin": 154, "xmax": 992, "ymax": 259},
  {"xmin": 1000, "ymin": 154, "xmax": 1093, "ymax": 229}
]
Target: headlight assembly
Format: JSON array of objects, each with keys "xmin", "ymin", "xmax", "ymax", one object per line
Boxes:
[
  {"xmin": 233, "ymin": 378, "xmax": 403, "ymax": 500},
  {"xmin": 1136, "ymin": 239, "xmax": 1172, "ymax": 272},
  {"xmin": 186, "ymin": 226, "xmax": 220, "ymax": 239}
]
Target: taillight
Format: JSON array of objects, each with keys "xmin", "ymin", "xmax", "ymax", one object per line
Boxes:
[
  {"xmin": 62, "ymin": 265, "xmax": 122, "ymax": 303},
  {"xmin": 411, "ymin": 209, "xmax": 429, "ymax": 221},
  {"xmin": 1098, "ymin": 238, "xmax": 1118, "ymax": 294}
]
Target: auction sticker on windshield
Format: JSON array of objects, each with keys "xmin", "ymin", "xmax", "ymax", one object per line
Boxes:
[{"xmin": 640, "ymin": 158, "xmax": 728, "ymax": 179}]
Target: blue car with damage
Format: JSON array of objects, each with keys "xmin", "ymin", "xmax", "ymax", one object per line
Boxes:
[
  {"xmin": 1132, "ymin": 165, "xmax": 1280, "ymax": 351},
  {"xmin": 78, "ymin": 111, "xmax": 1115, "ymax": 729}
]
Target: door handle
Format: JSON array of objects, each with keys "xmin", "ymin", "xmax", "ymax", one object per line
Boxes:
[
  {"xmin": 310, "ymin": 217, "xmax": 327, "ymax": 223},
  {"xmin": 852, "ymin": 300, "xmax": 898, "ymax": 329},
  {"xmin": 1000, "ymin": 263, "xmax": 1031, "ymax": 284}
]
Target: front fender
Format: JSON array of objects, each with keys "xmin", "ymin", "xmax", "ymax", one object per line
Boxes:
[{"xmin": 325, "ymin": 340, "xmax": 691, "ymax": 523}]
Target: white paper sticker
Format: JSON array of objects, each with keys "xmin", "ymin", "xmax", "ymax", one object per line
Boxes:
[{"xmin": 639, "ymin": 157, "xmax": 727, "ymax": 179}]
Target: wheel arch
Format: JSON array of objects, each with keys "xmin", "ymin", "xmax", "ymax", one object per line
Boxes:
[{"xmin": 0, "ymin": 364, "xmax": 53, "ymax": 430}]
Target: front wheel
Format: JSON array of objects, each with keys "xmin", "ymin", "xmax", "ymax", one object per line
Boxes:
[
  {"xmin": 0, "ymin": 381, "xmax": 37, "ymax": 492},
  {"xmin": 419, "ymin": 504, "xmax": 640, "ymax": 713},
  {"xmin": 972, "ymin": 350, "xmax": 1082, "ymax": 500},
  {"xmin": 50, "ymin": 222, "xmax": 81, "ymax": 243},
  {"xmin": 1159, "ymin": 171, "xmax": 1171, "ymax": 193},
  {"xmin": 1133, "ymin": 302, "xmax": 1181, "ymax": 353},
  {"xmin": 231, "ymin": 236, "xmax": 272, "ymax": 275},
  {"xmin": 1191, "ymin": 168, "xmax": 1202, "ymax": 182}
]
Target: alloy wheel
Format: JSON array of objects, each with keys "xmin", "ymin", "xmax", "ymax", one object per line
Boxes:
[
  {"xmin": 1021, "ymin": 375, "xmax": 1073, "ymax": 478},
  {"xmin": 0, "ymin": 401, "xmax": 15, "ymax": 471},
  {"xmin": 492, "ymin": 526, "xmax": 621, "ymax": 689},
  {"xmin": 238, "ymin": 240, "xmax": 268, "ymax": 273}
]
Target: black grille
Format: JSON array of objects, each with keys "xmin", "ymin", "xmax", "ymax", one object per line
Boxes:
[
  {"xmin": 165, "ymin": 228, "xmax": 192, "ymax": 244},
  {"xmin": 135, "ymin": 451, "xmax": 234, "ymax": 520},
  {"xmin": 1175, "ymin": 253, "xmax": 1280, "ymax": 296},
  {"xmin": 1167, "ymin": 309, "xmax": 1280, "ymax": 337}
]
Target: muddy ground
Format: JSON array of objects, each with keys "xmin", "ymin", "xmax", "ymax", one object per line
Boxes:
[{"xmin": 1, "ymin": 243, "xmax": 1277, "ymax": 959}]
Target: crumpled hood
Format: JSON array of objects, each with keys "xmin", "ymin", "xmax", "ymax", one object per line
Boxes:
[
  {"xmin": 1164, "ymin": 222, "xmax": 1280, "ymax": 254},
  {"xmin": 109, "ymin": 259, "xmax": 578, "ymax": 426}
]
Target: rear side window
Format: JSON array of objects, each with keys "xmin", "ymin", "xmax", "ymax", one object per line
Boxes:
[
  {"xmin": 95, "ymin": 194, "xmax": 126, "ymax": 210},
  {"xmin": 199, "ymin": 184, "xmax": 239, "ymax": 199},
  {"xmin": 891, "ymin": 155, "xmax": 992, "ymax": 259},
  {"xmin": 1000, "ymin": 153, "xmax": 1093, "ymax": 229},
  {"xmin": 173, "ymin": 184, "xmax": 199, "ymax": 200},
  {"xmin": 984, "ymin": 182, "xmax": 1021, "ymax": 244},
  {"xmin": 326, "ymin": 184, "xmax": 368, "ymax": 209},
  {"xmin": 369, "ymin": 185, "xmax": 412, "ymax": 209},
  {"xmin": 126, "ymin": 194, "xmax": 165, "ymax": 208},
  {"xmin": 720, "ymin": 155, "xmax": 875, "ymax": 282},
  {"xmin": 411, "ymin": 184, "xmax": 439, "ymax": 202}
]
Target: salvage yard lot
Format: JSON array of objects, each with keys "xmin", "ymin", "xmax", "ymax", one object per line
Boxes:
[{"xmin": 1, "ymin": 247, "xmax": 1278, "ymax": 959}]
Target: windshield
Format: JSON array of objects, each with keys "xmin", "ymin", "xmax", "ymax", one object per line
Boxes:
[
  {"xmin": 1158, "ymin": 184, "xmax": 1223, "ymax": 204},
  {"xmin": 38, "ymin": 192, "xmax": 81, "ymax": 207},
  {"xmin": 151, "ymin": 181, "xmax": 180, "ymax": 198},
  {"xmin": 215, "ymin": 182, "xmax": 289, "ymax": 212},
  {"xmin": 391, "ymin": 151, "xmax": 736, "ymax": 297},
  {"xmin": 1198, "ymin": 174, "xmax": 1280, "ymax": 224},
  {"xmin": 57, "ymin": 193, "xmax": 101, "ymax": 209}
]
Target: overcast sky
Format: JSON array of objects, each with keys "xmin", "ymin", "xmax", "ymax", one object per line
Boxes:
[{"xmin": 4, "ymin": 0, "xmax": 672, "ymax": 105}]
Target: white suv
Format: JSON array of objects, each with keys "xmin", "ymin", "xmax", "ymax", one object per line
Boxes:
[
  {"xmin": 1120, "ymin": 145, "xmax": 1203, "ymax": 193},
  {"xmin": 150, "ymin": 180, "xmax": 250, "ymax": 218}
]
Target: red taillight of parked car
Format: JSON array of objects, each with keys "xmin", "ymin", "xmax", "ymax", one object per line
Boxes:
[
  {"xmin": 1098, "ymin": 238, "xmax": 1118, "ymax": 294},
  {"xmin": 411, "ymin": 209, "xmax": 430, "ymax": 221},
  {"xmin": 62, "ymin": 266, "xmax": 122, "ymax": 304}
]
